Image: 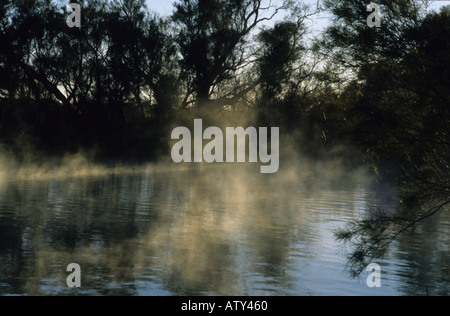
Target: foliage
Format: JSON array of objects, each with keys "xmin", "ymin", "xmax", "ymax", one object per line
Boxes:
[{"xmin": 319, "ymin": 0, "xmax": 450, "ymax": 275}]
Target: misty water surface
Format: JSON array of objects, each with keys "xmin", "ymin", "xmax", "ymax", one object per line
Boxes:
[{"xmin": 0, "ymin": 163, "xmax": 449, "ymax": 296}]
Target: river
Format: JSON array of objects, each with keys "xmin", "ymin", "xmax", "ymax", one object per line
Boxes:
[{"xmin": 0, "ymin": 163, "xmax": 448, "ymax": 296}]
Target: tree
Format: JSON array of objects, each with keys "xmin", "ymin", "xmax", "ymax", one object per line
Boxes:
[
  {"xmin": 0, "ymin": 0, "xmax": 15, "ymax": 101},
  {"xmin": 255, "ymin": 2, "xmax": 325, "ymax": 136},
  {"xmin": 319, "ymin": 0, "xmax": 450, "ymax": 275},
  {"xmin": 256, "ymin": 20, "xmax": 307, "ymax": 128},
  {"xmin": 0, "ymin": 0, "xmax": 179, "ymax": 155},
  {"xmin": 172, "ymin": 0, "xmax": 282, "ymax": 110}
]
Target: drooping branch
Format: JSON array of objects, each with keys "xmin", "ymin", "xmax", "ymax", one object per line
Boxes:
[
  {"xmin": 19, "ymin": 60, "xmax": 77, "ymax": 112},
  {"xmin": 335, "ymin": 199, "xmax": 450, "ymax": 276}
]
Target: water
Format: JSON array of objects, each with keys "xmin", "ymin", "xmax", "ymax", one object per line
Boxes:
[{"xmin": 0, "ymin": 164, "xmax": 449, "ymax": 296}]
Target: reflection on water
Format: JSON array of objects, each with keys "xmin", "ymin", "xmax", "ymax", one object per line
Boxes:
[{"xmin": 0, "ymin": 164, "xmax": 448, "ymax": 296}]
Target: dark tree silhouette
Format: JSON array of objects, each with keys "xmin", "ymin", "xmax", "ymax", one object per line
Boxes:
[
  {"xmin": 318, "ymin": 0, "xmax": 450, "ymax": 275},
  {"xmin": 257, "ymin": 20, "xmax": 307, "ymax": 129},
  {"xmin": 172, "ymin": 0, "xmax": 282, "ymax": 110}
]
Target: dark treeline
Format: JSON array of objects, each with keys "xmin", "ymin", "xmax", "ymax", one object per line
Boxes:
[
  {"xmin": 0, "ymin": 0, "xmax": 449, "ymax": 274},
  {"xmin": 0, "ymin": 0, "xmax": 318, "ymax": 161}
]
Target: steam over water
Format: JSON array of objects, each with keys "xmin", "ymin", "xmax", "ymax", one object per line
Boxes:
[{"xmin": 0, "ymin": 162, "xmax": 449, "ymax": 296}]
